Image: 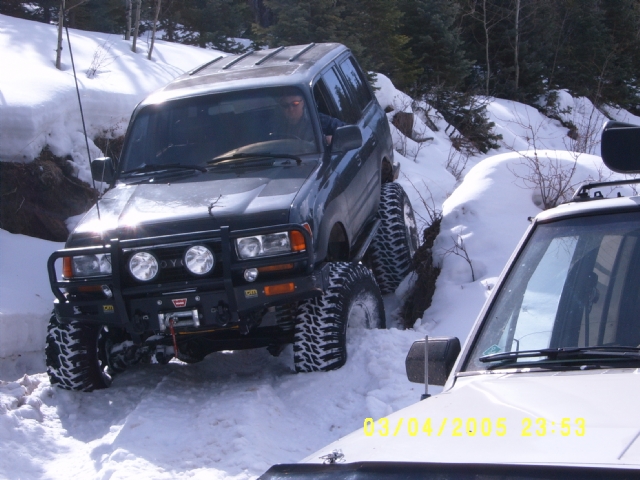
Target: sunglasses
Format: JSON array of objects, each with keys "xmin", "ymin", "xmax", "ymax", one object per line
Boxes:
[{"xmin": 280, "ymin": 100, "xmax": 303, "ymax": 109}]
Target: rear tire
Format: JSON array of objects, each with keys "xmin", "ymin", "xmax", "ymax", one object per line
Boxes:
[
  {"xmin": 46, "ymin": 314, "xmax": 118, "ymax": 391},
  {"xmin": 367, "ymin": 182, "xmax": 419, "ymax": 294},
  {"xmin": 293, "ymin": 263, "xmax": 385, "ymax": 372}
]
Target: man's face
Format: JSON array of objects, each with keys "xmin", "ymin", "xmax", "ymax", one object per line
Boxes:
[{"xmin": 280, "ymin": 95, "xmax": 304, "ymax": 124}]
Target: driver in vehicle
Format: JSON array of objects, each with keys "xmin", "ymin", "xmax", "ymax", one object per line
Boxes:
[{"xmin": 274, "ymin": 90, "xmax": 345, "ymax": 145}]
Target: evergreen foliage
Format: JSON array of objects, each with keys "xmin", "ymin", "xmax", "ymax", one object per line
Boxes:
[{"xmin": 2, "ymin": 0, "xmax": 639, "ymax": 129}]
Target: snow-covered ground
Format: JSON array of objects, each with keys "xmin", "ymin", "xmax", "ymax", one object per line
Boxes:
[{"xmin": 1, "ymin": 13, "xmax": 640, "ymax": 479}]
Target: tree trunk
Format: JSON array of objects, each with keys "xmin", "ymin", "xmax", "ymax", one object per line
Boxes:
[
  {"xmin": 55, "ymin": 0, "xmax": 65, "ymax": 70},
  {"xmin": 514, "ymin": 0, "xmax": 520, "ymax": 91},
  {"xmin": 125, "ymin": 0, "xmax": 132, "ymax": 40},
  {"xmin": 148, "ymin": 0, "xmax": 162, "ymax": 60},
  {"xmin": 132, "ymin": 0, "xmax": 142, "ymax": 53},
  {"xmin": 483, "ymin": 0, "xmax": 490, "ymax": 96}
]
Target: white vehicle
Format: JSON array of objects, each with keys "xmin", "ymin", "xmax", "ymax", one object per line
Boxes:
[{"xmin": 261, "ymin": 121, "xmax": 640, "ymax": 479}]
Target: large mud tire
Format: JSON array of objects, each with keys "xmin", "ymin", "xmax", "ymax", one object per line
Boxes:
[
  {"xmin": 367, "ymin": 182, "xmax": 419, "ymax": 294},
  {"xmin": 293, "ymin": 263, "xmax": 385, "ymax": 372},
  {"xmin": 45, "ymin": 314, "xmax": 115, "ymax": 391}
]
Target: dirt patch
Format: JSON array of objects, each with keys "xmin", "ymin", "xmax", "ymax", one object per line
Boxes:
[
  {"xmin": 93, "ymin": 135, "xmax": 125, "ymax": 164},
  {"xmin": 0, "ymin": 147, "xmax": 98, "ymax": 242},
  {"xmin": 400, "ymin": 217, "xmax": 442, "ymax": 329}
]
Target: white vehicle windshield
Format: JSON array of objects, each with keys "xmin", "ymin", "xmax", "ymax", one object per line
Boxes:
[
  {"xmin": 465, "ymin": 212, "xmax": 640, "ymax": 371},
  {"xmin": 119, "ymin": 87, "xmax": 319, "ymax": 174}
]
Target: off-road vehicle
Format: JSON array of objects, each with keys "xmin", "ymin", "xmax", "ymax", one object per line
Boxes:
[
  {"xmin": 278, "ymin": 121, "xmax": 640, "ymax": 477},
  {"xmin": 46, "ymin": 43, "xmax": 419, "ymax": 391}
]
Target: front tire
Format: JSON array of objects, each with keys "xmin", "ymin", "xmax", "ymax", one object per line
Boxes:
[
  {"xmin": 367, "ymin": 182, "xmax": 419, "ymax": 294},
  {"xmin": 293, "ymin": 263, "xmax": 385, "ymax": 372},
  {"xmin": 46, "ymin": 314, "xmax": 118, "ymax": 391}
]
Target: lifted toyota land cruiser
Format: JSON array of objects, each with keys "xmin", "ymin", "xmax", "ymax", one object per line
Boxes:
[{"xmin": 45, "ymin": 43, "xmax": 419, "ymax": 391}]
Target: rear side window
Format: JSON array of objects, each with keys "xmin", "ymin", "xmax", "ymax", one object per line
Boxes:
[
  {"xmin": 339, "ymin": 57, "xmax": 372, "ymax": 112},
  {"xmin": 319, "ymin": 67, "xmax": 359, "ymax": 124}
]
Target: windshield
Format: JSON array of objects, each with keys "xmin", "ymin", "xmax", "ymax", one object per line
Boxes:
[
  {"xmin": 119, "ymin": 87, "xmax": 320, "ymax": 174},
  {"xmin": 465, "ymin": 212, "xmax": 640, "ymax": 371}
]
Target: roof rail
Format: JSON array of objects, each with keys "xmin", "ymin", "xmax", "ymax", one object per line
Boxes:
[
  {"xmin": 222, "ymin": 50, "xmax": 255, "ymax": 70},
  {"xmin": 188, "ymin": 56, "xmax": 224, "ymax": 76},
  {"xmin": 255, "ymin": 46, "xmax": 286, "ymax": 66},
  {"xmin": 571, "ymin": 178, "xmax": 640, "ymax": 201},
  {"xmin": 288, "ymin": 43, "xmax": 316, "ymax": 62}
]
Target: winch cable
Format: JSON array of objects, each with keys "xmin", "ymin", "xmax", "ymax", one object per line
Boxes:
[
  {"xmin": 65, "ymin": 26, "xmax": 104, "ymax": 239},
  {"xmin": 169, "ymin": 317, "xmax": 181, "ymax": 361}
]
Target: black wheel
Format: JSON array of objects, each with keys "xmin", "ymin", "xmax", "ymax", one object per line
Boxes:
[
  {"xmin": 45, "ymin": 313, "xmax": 120, "ymax": 391},
  {"xmin": 293, "ymin": 263, "xmax": 385, "ymax": 372},
  {"xmin": 367, "ymin": 182, "xmax": 419, "ymax": 294}
]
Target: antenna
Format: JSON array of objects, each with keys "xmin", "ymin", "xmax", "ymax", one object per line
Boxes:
[{"xmin": 65, "ymin": 26, "xmax": 104, "ymax": 239}]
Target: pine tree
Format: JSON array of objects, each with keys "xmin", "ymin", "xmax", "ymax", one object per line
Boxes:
[
  {"xmin": 261, "ymin": 0, "xmax": 343, "ymax": 46},
  {"xmin": 600, "ymin": 0, "xmax": 640, "ymax": 111},
  {"xmin": 399, "ymin": 0, "xmax": 472, "ymax": 94},
  {"xmin": 340, "ymin": 0, "xmax": 418, "ymax": 89}
]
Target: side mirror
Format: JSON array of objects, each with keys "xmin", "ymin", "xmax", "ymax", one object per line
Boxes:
[
  {"xmin": 405, "ymin": 336, "xmax": 461, "ymax": 386},
  {"xmin": 331, "ymin": 125, "xmax": 362, "ymax": 153},
  {"xmin": 601, "ymin": 121, "xmax": 640, "ymax": 173},
  {"xmin": 91, "ymin": 157, "xmax": 115, "ymax": 184}
]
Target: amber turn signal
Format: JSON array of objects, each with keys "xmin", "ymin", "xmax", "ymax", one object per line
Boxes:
[
  {"xmin": 62, "ymin": 257, "xmax": 73, "ymax": 279},
  {"xmin": 264, "ymin": 283, "xmax": 295, "ymax": 296},
  {"xmin": 258, "ymin": 263, "xmax": 294, "ymax": 273}
]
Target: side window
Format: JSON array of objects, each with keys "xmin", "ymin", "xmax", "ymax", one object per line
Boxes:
[
  {"xmin": 339, "ymin": 57, "xmax": 372, "ymax": 113},
  {"xmin": 320, "ymin": 67, "xmax": 359, "ymax": 124},
  {"xmin": 313, "ymin": 82, "xmax": 333, "ymax": 118}
]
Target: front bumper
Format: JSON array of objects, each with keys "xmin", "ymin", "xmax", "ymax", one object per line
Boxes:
[{"xmin": 48, "ymin": 224, "xmax": 325, "ymax": 333}]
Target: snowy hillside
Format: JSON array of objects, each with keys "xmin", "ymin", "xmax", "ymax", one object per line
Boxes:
[{"xmin": 1, "ymin": 13, "xmax": 640, "ymax": 479}]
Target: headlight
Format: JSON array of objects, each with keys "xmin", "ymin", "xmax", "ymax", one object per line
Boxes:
[
  {"xmin": 129, "ymin": 251, "xmax": 159, "ymax": 281},
  {"xmin": 236, "ymin": 232, "xmax": 291, "ymax": 259},
  {"xmin": 67, "ymin": 254, "xmax": 112, "ymax": 277},
  {"xmin": 184, "ymin": 245, "xmax": 215, "ymax": 275}
]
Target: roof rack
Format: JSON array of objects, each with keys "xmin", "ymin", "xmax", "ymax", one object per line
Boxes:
[
  {"xmin": 188, "ymin": 55, "xmax": 224, "ymax": 76},
  {"xmin": 288, "ymin": 43, "xmax": 316, "ymax": 62},
  {"xmin": 255, "ymin": 46, "xmax": 286, "ymax": 66},
  {"xmin": 571, "ymin": 178, "xmax": 640, "ymax": 201},
  {"xmin": 222, "ymin": 50, "xmax": 255, "ymax": 70}
]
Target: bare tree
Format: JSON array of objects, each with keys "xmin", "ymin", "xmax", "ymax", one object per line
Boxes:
[
  {"xmin": 148, "ymin": 0, "xmax": 162, "ymax": 60},
  {"xmin": 462, "ymin": 0, "xmax": 512, "ymax": 96},
  {"xmin": 513, "ymin": 0, "xmax": 520, "ymax": 91},
  {"xmin": 497, "ymin": 106, "xmax": 581, "ymax": 209},
  {"xmin": 55, "ymin": 0, "xmax": 89, "ymax": 70},
  {"xmin": 132, "ymin": 0, "xmax": 142, "ymax": 53},
  {"xmin": 55, "ymin": 0, "xmax": 65, "ymax": 70},
  {"xmin": 403, "ymin": 177, "xmax": 443, "ymax": 233},
  {"xmin": 445, "ymin": 143, "xmax": 472, "ymax": 181},
  {"xmin": 444, "ymin": 234, "xmax": 476, "ymax": 282},
  {"xmin": 125, "ymin": 0, "xmax": 132, "ymax": 41}
]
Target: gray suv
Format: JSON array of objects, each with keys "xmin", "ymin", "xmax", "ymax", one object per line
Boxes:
[{"xmin": 46, "ymin": 43, "xmax": 419, "ymax": 391}]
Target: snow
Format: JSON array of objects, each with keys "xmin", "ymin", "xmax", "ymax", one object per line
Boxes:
[
  {"xmin": 0, "ymin": 14, "xmax": 225, "ymax": 184},
  {"xmin": 1, "ymin": 13, "xmax": 639, "ymax": 479}
]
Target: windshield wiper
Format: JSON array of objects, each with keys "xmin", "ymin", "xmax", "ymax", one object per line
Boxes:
[
  {"xmin": 208, "ymin": 152, "xmax": 302, "ymax": 166},
  {"xmin": 121, "ymin": 163, "xmax": 207, "ymax": 177},
  {"xmin": 480, "ymin": 346, "xmax": 640, "ymax": 366}
]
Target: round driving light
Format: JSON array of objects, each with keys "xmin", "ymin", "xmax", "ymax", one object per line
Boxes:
[
  {"xmin": 244, "ymin": 268, "xmax": 259, "ymax": 282},
  {"xmin": 184, "ymin": 245, "xmax": 215, "ymax": 275},
  {"xmin": 129, "ymin": 251, "xmax": 159, "ymax": 281}
]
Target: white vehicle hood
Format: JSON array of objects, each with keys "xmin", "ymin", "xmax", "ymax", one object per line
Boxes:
[{"xmin": 306, "ymin": 369, "xmax": 640, "ymax": 468}]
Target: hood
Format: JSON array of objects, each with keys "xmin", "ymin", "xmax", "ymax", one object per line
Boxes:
[
  {"xmin": 306, "ymin": 370, "xmax": 640, "ymax": 468},
  {"xmin": 68, "ymin": 163, "xmax": 316, "ymax": 245}
]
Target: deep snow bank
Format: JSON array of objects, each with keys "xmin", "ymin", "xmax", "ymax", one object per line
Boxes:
[
  {"xmin": 420, "ymin": 150, "xmax": 618, "ymax": 342},
  {"xmin": 0, "ymin": 14, "xmax": 224, "ymax": 184},
  {"xmin": 0, "ymin": 230, "xmax": 62, "ymax": 358}
]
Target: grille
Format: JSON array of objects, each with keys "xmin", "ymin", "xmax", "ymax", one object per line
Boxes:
[{"xmin": 122, "ymin": 241, "xmax": 223, "ymax": 287}]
